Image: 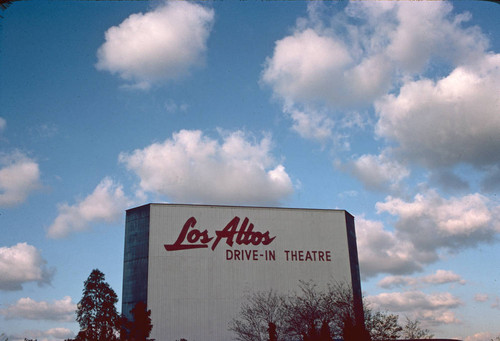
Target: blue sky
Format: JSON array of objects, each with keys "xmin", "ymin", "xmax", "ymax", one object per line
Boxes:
[{"xmin": 0, "ymin": 1, "xmax": 499, "ymax": 340}]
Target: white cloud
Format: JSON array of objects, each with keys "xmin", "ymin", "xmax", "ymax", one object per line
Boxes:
[
  {"xmin": 376, "ymin": 190, "xmax": 499, "ymax": 251},
  {"xmin": 465, "ymin": 332, "xmax": 499, "ymax": 341},
  {"xmin": 0, "ymin": 151, "xmax": 41, "ymax": 207},
  {"xmin": 367, "ymin": 291, "xmax": 462, "ymax": 326},
  {"xmin": 262, "ymin": 1, "xmax": 489, "ymax": 109},
  {"xmin": 358, "ymin": 189, "xmax": 500, "ymax": 278},
  {"xmin": 96, "ymin": 1, "xmax": 214, "ymax": 89},
  {"xmin": 261, "ymin": 0, "xmax": 499, "ymax": 182},
  {"xmin": 481, "ymin": 165, "xmax": 500, "ymax": 193},
  {"xmin": 47, "ymin": 177, "xmax": 132, "ymax": 238},
  {"xmin": 474, "ymin": 293, "xmax": 489, "ymax": 302},
  {"xmin": 379, "ymin": 270, "xmax": 465, "ymax": 289},
  {"xmin": 491, "ymin": 296, "xmax": 500, "ymax": 310},
  {"xmin": 375, "ymin": 54, "xmax": 500, "ymax": 170},
  {"xmin": 9, "ymin": 328, "xmax": 75, "ymax": 341},
  {"xmin": 429, "ymin": 169, "xmax": 470, "ymax": 193},
  {"xmin": 164, "ymin": 99, "xmax": 188, "ymax": 114},
  {"xmin": 263, "ymin": 29, "xmax": 351, "ymax": 105},
  {"xmin": 384, "ymin": 1, "xmax": 488, "ymax": 72},
  {"xmin": 0, "ymin": 296, "xmax": 76, "ymax": 321},
  {"xmin": 284, "ymin": 106, "xmax": 335, "ymax": 144},
  {"xmin": 28, "ymin": 123, "xmax": 58, "ymax": 139},
  {"xmin": 0, "ymin": 243, "xmax": 55, "ymax": 291},
  {"xmin": 0, "ymin": 117, "xmax": 5, "ymax": 131},
  {"xmin": 44, "ymin": 328, "xmax": 74, "ymax": 339},
  {"xmin": 339, "ymin": 152, "xmax": 409, "ymax": 192},
  {"xmin": 262, "ymin": 27, "xmax": 391, "ymax": 108},
  {"xmin": 421, "ymin": 270, "xmax": 466, "ymax": 285},
  {"xmin": 378, "ymin": 275, "xmax": 418, "ymax": 289},
  {"xmin": 119, "ymin": 129, "xmax": 293, "ymax": 205},
  {"xmin": 356, "ymin": 217, "xmax": 425, "ymax": 278}
]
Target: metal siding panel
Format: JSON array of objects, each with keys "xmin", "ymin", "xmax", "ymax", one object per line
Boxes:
[
  {"xmin": 346, "ymin": 212, "xmax": 365, "ymax": 328},
  {"xmin": 122, "ymin": 205, "xmax": 150, "ymax": 321}
]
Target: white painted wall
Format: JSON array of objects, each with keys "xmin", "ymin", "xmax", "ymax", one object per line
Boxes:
[{"xmin": 146, "ymin": 204, "xmax": 356, "ymax": 341}]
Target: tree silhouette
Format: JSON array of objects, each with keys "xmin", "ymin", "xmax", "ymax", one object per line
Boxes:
[
  {"xmin": 319, "ymin": 320, "xmax": 333, "ymax": 341},
  {"xmin": 364, "ymin": 311, "xmax": 401, "ymax": 340},
  {"xmin": 401, "ymin": 317, "xmax": 433, "ymax": 339},
  {"xmin": 342, "ymin": 316, "xmax": 371, "ymax": 341},
  {"xmin": 231, "ymin": 281, "xmax": 366, "ymax": 341},
  {"xmin": 232, "ymin": 280, "xmax": 432, "ymax": 341},
  {"xmin": 229, "ymin": 290, "xmax": 287, "ymax": 341},
  {"xmin": 76, "ymin": 269, "xmax": 120, "ymax": 341},
  {"xmin": 129, "ymin": 301, "xmax": 154, "ymax": 341},
  {"xmin": 267, "ymin": 322, "xmax": 277, "ymax": 341}
]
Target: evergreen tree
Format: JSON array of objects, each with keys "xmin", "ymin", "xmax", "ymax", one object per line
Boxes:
[
  {"xmin": 129, "ymin": 301, "xmax": 154, "ymax": 341},
  {"xmin": 76, "ymin": 269, "xmax": 120, "ymax": 341}
]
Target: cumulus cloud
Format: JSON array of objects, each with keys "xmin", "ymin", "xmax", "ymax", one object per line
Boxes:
[
  {"xmin": 262, "ymin": 26, "xmax": 392, "ymax": 108},
  {"xmin": 357, "ymin": 189, "xmax": 500, "ymax": 278},
  {"xmin": 0, "ymin": 151, "xmax": 41, "ymax": 207},
  {"xmin": 96, "ymin": 1, "xmax": 214, "ymax": 89},
  {"xmin": 491, "ymin": 296, "xmax": 500, "ymax": 310},
  {"xmin": 9, "ymin": 328, "xmax": 74, "ymax": 341},
  {"xmin": 481, "ymin": 165, "xmax": 500, "ymax": 193},
  {"xmin": 0, "ymin": 243, "xmax": 55, "ymax": 291},
  {"xmin": 368, "ymin": 291, "xmax": 462, "ymax": 311},
  {"xmin": 47, "ymin": 177, "xmax": 132, "ymax": 238},
  {"xmin": 378, "ymin": 270, "xmax": 465, "ymax": 289},
  {"xmin": 164, "ymin": 99, "xmax": 189, "ymax": 114},
  {"xmin": 474, "ymin": 293, "xmax": 489, "ymax": 302},
  {"xmin": 264, "ymin": 29, "xmax": 355, "ymax": 106},
  {"xmin": 429, "ymin": 170, "xmax": 470, "ymax": 193},
  {"xmin": 378, "ymin": 275, "xmax": 418, "ymax": 289},
  {"xmin": 119, "ymin": 129, "xmax": 293, "ymax": 205},
  {"xmin": 44, "ymin": 328, "xmax": 75, "ymax": 339},
  {"xmin": 339, "ymin": 152, "xmax": 409, "ymax": 192},
  {"xmin": 367, "ymin": 291, "xmax": 462, "ymax": 326},
  {"xmin": 421, "ymin": 270, "xmax": 466, "ymax": 285},
  {"xmin": 261, "ymin": 0, "xmax": 500, "ymax": 191},
  {"xmin": 356, "ymin": 217, "xmax": 425, "ymax": 278},
  {"xmin": 382, "ymin": 1, "xmax": 488, "ymax": 72},
  {"xmin": 28, "ymin": 123, "xmax": 58, "ymax": 139},
  {"xmin": 376, "ymin": 190, "xmax": 500, "ymax": 251},
  {"xmin": 0, "ymin": 296, "xmax": 76, "ymax": 321},
  {"xmin": 375, "ymin": 54, "xmax": 500, "ymax": 170},
  {"xmin": 284, "ymin": 106, "xmax": 335, "ymax": 145},
  {"xmin": 263, "ymin": 1, "xmax": 489, "ymax": 108},
  {"xmin": 465, "ymin": 332, "xmax": 499, "ymax": 341}
]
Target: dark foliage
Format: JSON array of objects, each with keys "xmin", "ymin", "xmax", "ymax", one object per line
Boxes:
[
  {"xmin": 401, "ymin": 317, "xmax": 433, "ymax": 339},
  {"xmin": 365, "ymin": 310, "xmax": 402, "ymax": 340},
  {"xmin": 342, "ymin": 317, "xmax": 371, "ymax": 341},
  {"xmin": 319, "ymin": 320, "xmax": 333, "ymax": 341},
  {"xmin": 231, "ymin": 281, "xmax": 366, "ymax": 341},
  {"xmin": 231, "ymin": 280, "xmax": 434, "ymax": 341},
  {"xmin": 76, "ymin": 269, "xmax": 120, "ymax": 341},
  {"xmin": 268, "ymin": 322, "xmax": 277, "ymax": 341},
  {"xmin": 126, "ymin": 301, "xmax": 154, "ymax": 341}
]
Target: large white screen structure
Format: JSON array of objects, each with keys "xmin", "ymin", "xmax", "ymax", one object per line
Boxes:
[{"xmin": 122, "ymin": 204, "xmax": 363, "ymax": 341}]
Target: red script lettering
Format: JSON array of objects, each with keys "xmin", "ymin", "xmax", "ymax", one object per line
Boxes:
[{"xmin": 164, "ymin": 216, "xmax": 276, "ymax": 252}]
